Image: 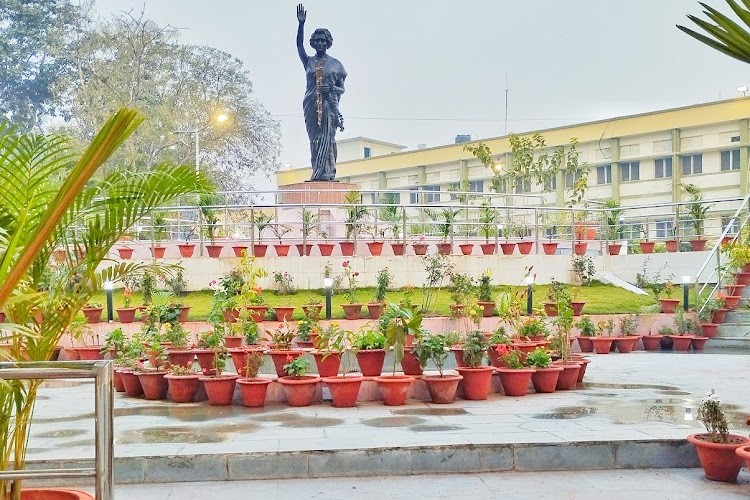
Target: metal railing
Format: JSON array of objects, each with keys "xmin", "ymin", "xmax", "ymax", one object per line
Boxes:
[
  {"xmin": 696, "ymin": 194, "xmax": 750, "ymax": 316},
  {"xmin": 0, "ymin": 360, "xmax": 114, "ymax": 500}
]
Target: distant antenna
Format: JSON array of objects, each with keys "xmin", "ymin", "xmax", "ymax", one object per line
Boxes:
[{"xmin": 504, "ymin": 73, "xmax": 508, "ymax": 136}]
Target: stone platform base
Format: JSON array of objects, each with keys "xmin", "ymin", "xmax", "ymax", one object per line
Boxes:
[{"xmin": 278, "ymin": 181, "xmax": 360, "ymax": 205}]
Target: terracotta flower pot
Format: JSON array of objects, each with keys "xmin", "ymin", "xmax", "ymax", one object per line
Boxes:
[
  {"xmin": 687, "ymin": 433, "xmax": 750, "ymax": 482},
  {"xmin": 577, "ymin": 336, "xmax": 594, "ymax": 352},
  {"xmin": 735, "ymin": 272, "xmax": 750, "ymax": 286},
  {"xmin": 72, "ymin": 346, "xmax": 104, "ymax": 360},
  {"xmin": 477, "ymin": 301, "xmax": 496, "ymax": 317},
  {"xmin": 247, "ymin": 305, "xmax": 268, "ymax": 322},
  {"xmin": 137, "ymin": 371, "xmax": 168, "ymax": 400},
  {"xmin": 119, "ymin": 370, "xmax": 144, "ymax": 397},
  {"xmin": 496, "ymin": 368, "xmax": 533, "ymax": 397},
  {"xmin": 573, "ymin": 242, "xmax": 588, "ymax": 256},
  {"xmin": 205, "ymin": 244, "xmax": 223, "ymax": 258},
  {"xmin": 367, "ymin": 241, "xmax": 384, "ymax": 256},
  {"xmin": 691, "ymin": 337, "xmax": 709, "ymax": 350},
  {"xmin": 530, "ymin": 366, "xmax": 563, "ymax": 393},
  {"xmin": 542, "ymin": 242, "xmax": 558, "ymax": 255},
  {"xmin": 456, "ymin": 366, "xmax": 494, "ymax": 400},
  {"xmin": 82, "ymin": 307, "xmax": 103, "ymax": 324},
  {"xmin": 318, "ymin": 243, "xmax": 335, "ymax": 256},
  {"xmin": 274, "ymin": 306, "xmax": 295, "ymax": 322},
  {"xmin": 690, "ymin": 239, "xmax": 707, "ymax": 251},
  {"xmin": 722, "ymin": 295, "xmax": 741, "ymax": 310},
  {"xmin": 312, "ymin": 351, "xmax": 341, "ymax": 378},
  {"xmin": 236, "ymin": 377, "xmax": 272, "ymax": 407},
  {"xmin": 543, "ymin": 302, "xmax": 558, "ymax": 317},
  {"xmin": 274, "ymin": 244, "xmax": 290, "ymax": 256},
  {"xmin": 658, "ymin": 298, "xmax": 680, "ymax": 313},
  {"xmin": 177, "ymin": 244, "xmax": 195, "ymax": 258},
  {"xmin": 341, "ymin": 303, "xmax": 363, "ymax": 320},
  {"xmin": 167, "ymin": 349, "xmax": 195, "ymax": 368},
  {"xmin": 499, "ymin": 242, "xmax": 516, "ymax": 255},
  {"xmin": 638, "ymin": 241, "xmax": 655, "ymax": 253},
  {"xmin": 412, "ymin": 243, "xmax": 428, "ymax": 255},
  {"xmin": 391, "ymin": 243, "xmax": 405, "ymax": 255},
  {"xmin": 613, "ymin": 336, "xmax": 640, "ymax": 353},
  {"xmin": 366, "ymin": 303, "xmax": 385, "ymax": 319},
  {"xmin": 113, "ymin": 369, "xmax": 125, "ymax": 392},
  {"xmin": 193, "ymin": 349, "xmax": 217, "ymax": 375},
  {"xmin": 323, "ymin": 375, "xmax": 363, "ymax": 407},
  {"xmin": 591, "ymin": 337, "xmax": 614, "ymax": 354},
  {"xmin": 18, "ymin": 488, "xmax": 94, "ymax": 499},
  {"xmin": 641, "ymin": 335, "xmax": 663, "ymax": 351},
  {"xmin": 116, "ymin": 307, "xmax": 137, "ymax": 323},
  {"xmin": 117, "ymin": 247, "xmax": 134, "ymax": 259},
  {"xmin": 436, "ymin": 242, "xmax": 452, "ymax": 255},
  {"xmin": 669, "ymin": 335, "xmax": 693, "ymax": 352},
  {"xmin": 177, "ymin": 306, "xmax": 190, "ymax": 322},
  {"xmin": 459, "ymin": 243, "xmax": 474, "ymax": 255},
  {"xmin": 252, "ymin": 244, "xmax": 268, "ymax": 257},
  {"xmin": 480, "ymin": 243, "xmax": 496, "ymax": 255},
  {"xmin": 232, "ymin": 245, "xmax": 248, "ymax": 257},
  {"xmin": 374, "ymin": 374, "xmax": 414, "ymax": 406},
  {"xmin": 267, "ymin": 349, "xmax": 304, "ymax": 377},
  {"xmin": 423, "ymin": 374, "xmax": 463, "ymax": 404},
  {"xmin": 279, "ymin": 375, "xmax": 320, "ymax": 406},
  {"xmin": 573, "ymin": 356, "xmax": 591, "ymax": 383},
  {"xmin": 200, "ymin": 374, "xmax": 239, "ymax": 405},
  {"xmin": 711, "ymin": 308, "xmax": 728, "ymax": 324},
  {"xmin": 736, "ymin": 444, "xmax": 750, "ymax": 473},
  {"xmin": 724, "ymin": 284, "xmax": 745, "ymax": 297},
  {"xmin": 553, "ymin": 361, "xmax": 581, "ymax": 390},
  {"xmin": 571, "ymin": 301, "xmax": 585, "ymax": 316},
  {"xmin": 517, "ymin": 241, "xmax": 533, "ymax": 255},
  {"xmin": 400, "ymin": 350, "xmax": 423, "ymax": 376},
  {"xmin": 339, "ymin": 241, "xmax": 355, "ymax": 256},
  {"xmin": 700, "ymin": 323, "xmax": 719, "ymax": 338},
  {"xmin": 607, "ymin": 243, "xmax": 622, "ymax": 255},
  {"xmin": 150, "ymin": 245, "xmax": 166, "ymax": 258},
  {"xmin": 224, "ymin": 335, "xmax": 243, "ymax": 349},
  {"xmin": 450, "ymin": 346, "xmax": 466, "ymax": 368},
  {"xmin": 356, "ymin": 349, "xmax": 385, "ymax": 377}
]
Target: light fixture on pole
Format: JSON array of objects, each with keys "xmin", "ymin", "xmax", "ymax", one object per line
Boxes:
[
  {"xmin": 323, "ymin": 277, "xmax": 334, "ymax": 320},
  {"xmin": 682, "ymin": 275, "xmax": 692, "ymax": 311},
  {"xmin": 737, "ymin": 85, "xmax": 748, "ymax": 96},
  {"xmin": 104, "ymin": 281, "xmax": 114, "ymax": 323},
  {"xmin": 524, "ymin": 275, "xmax": 534, "ymax": 315}
]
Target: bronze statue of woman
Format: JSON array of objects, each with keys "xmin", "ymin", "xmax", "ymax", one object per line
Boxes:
[{"xmin": 296, "ymin": 3, "xmax": 347, "ymax": 182}]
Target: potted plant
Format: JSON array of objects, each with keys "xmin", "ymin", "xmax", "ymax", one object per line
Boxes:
[
  {"xmin": 309, "ymin": 321, "xmax": 341, "ymax": 375},
  {"xmin": 265, "ymin": 320, "xmax": 304, "ymax": 377},
  {"xmin": 687, "ymin": 391, "xmax": 750, "ymax": 482},
  {"xmin": 636, "ymin": 260, "xmax": 678, "ymax": 313},
  {"xmin": 198, "ymin": 330, "xmax": 238, "ymax": 406},
  {"xmin": 116, "ymin": 288, "xmax": 137, "ymax": 323},
  {"xmin": 374, "ymin": 302, "xmax": 419, "ymax": 405},
  {"xmin": 340, "ymin": 260, "xmax": 363, "ymax": 320},
  {"xmin": 137, "ymin": 340, "xmax": 169, "ymax": 400},
  {"xmin": 456, "ymin": 330, "xmax": 494, "ymax": 400},
  {"xmin": 367, "ymin": 267, "xmax": 392, "ymax": 319},
  {"xmin": 477, "ymin": 199, "xmax": 497, "ymax": 255},
  {"xmin": 699, "ymin": 297, "xmax": 722, "ymax": 338},
  {"xmin": 269, "ymin": 222, "xmax": 292, "ymax": 256},
  {"xmin": 494, "ymin": 345, "xmax": 533, "ymax": 397},
  {"xmin": 81, "ymin": 301, "xmax": 104, "ymax": 324},
  {"xmin": 252, "ymin": 211, "xmax": 272, "ymax": 257},
  {"xmin": 100, "ymin": 327, "xmax": 126, "ymax": 360},
  {"xmin": 342, "ymin": 190, "xmax": 368, "ymax": 256},
  {"xmin": 235, "ymin": 351, "xmax": 272, "ymax": 407},
  {"xmin": 550, "ymin": 292, "xmax": 582, "ymax": 389},
  {"xmin": 411, "ymin": 234, "xmax": 429, "ymax": 256},
  {"xmin": 638, "ymin": 223, "xmax": 655, "ymax": 254},
  {"xmin": 117, "ymin": 244, "xmax": 134, "ymax": 259},
  {"xmin": 164, "ymin": 363, "xmax": 202, "ymax": 404},
  {"xmin": 613, "ymin": 313, "xmax": 640, "ymax": 353},
  {"xmin": 575, "ymin": 316, "xmax": 596, "ymax": 353},
  {"xmin": 278, "ymin": 356, "xmax": 320, "ymax": 407},
  {"xmin": 363, "ymin": 220, "xmax": 387, "ymax": 256},
  {"xmin": 476, "ymin": 270, "xmax": 496, "ymax": 317},
  {"xmin": 150, "ymin": 211, "xmax": 168, "ymax": 258},
  {"xmin": 352, "ymin": 325, "xmax": 386, "ymax": 377},
  {"xmin": 68, "ymin": 321, "xmax": 102, "ymax": 360},
  {"xmin": 317, "ymin": 230, "xmax": 335, "ymax": 256},
  {"xmin": 378, "ymin": 194, "xmax": 406, "ymax": 255},
  {"xmin": 590, "ymin": 318, "xmax": 616, "ymax": 354},
  {"xmin": 603, "ymin": 199, "xmax": 624, "ymax": 255},
  {"xmin": 447, "ymin": 271, "xmax": 475, "ymax": 318},
  {"xmin": 682, "ymin": 183, "xmax": 711, "ymax": 251},
  {"xmin": 426, "ymin": 207, "xmax": 459, "ymax": 255},
  {"xmin": 199, "ymin": 193, "xmax": 223, "ymax": 258},
  {"xmin": 320, "ymin": 324, "xmax": 363, "ymax": 407},
  {"xmin": 177, "ymin": 225, "xmax": 197, "ymax": 258},
  {"xmin": 669, "ymin": 308, "xmax": 696, "ymax": 352},
  {"xmin": 297, "ymin": 208, "xmax": 318, "ymax": 256},
  {"xmin": 413, "ymin": 332, "xmax": 463, "ymax": 404},
  {"xmin": 527, "ymin": 347, "xmax": 563, "ymax": 393}
]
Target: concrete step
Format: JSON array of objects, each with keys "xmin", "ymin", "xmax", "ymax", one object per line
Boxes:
[
  {"xmin": 715, "ymin": 323, "xmax": 750, "ymax": 337},
  {"xmin": 724, "ymin": 309, "xmax": 750, "ymax": 323},
  {"xmin": 702, "ymin": 336, "xmax": 750, "ymax": 350}
]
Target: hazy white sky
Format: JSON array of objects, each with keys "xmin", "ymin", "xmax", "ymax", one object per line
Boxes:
[{"xmin": 93, "ymin": 0, "xmax": 748, "ymax": 175}]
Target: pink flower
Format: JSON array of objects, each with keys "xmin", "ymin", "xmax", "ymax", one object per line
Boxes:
[
  {"xmin": 209, "ymin": 280, "xmax": 217, "ymax": 286},
  {"xmin": 342, "ymin": 261, "xmax": 349, "ymax": 268}
]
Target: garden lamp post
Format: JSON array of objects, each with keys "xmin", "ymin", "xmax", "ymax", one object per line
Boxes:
[
  {"xmin": 104, "ymin": 280, "xmax": 114, "ymax": 323},
  {"xmin": 323, "ymin": 277, "xmax": 333, "ymax": 320},
  {"xmin": 682, "ymin": 275, "xmax": 692, "ymax": 311},
  {"xmin": 525, "ymin": 275, "xmax": 534, "ymax": 315}
]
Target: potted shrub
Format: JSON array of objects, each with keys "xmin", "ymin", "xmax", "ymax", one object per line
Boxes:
[
  {"xmin": 297, "ymin": 208, "xmax": 318, "ymax": 256},
  {"xmin": 378, "ymin": 194, "xmax": 406, "ymax": 255},
  {"xmin": 100, "ymin": 327, "xmax": 126, "ymax": 360},
  {"xmin": 177, "ymin": 226, "xmax": 197, "ymax": 258},
  {"xmin": 477, "ymin": 199, "xmax": 497, "ymax": 255},
  {"xmin": 367, "ymin": 267, "xmax": 392, "ymax": 319},
  {"xmin": 411, "ymin": 234, "xmax": 428, "ymax": 255},
  {"xmin": 550, "ymin": 293, "xmax": 582, "ymax": 389},
  {"xmin": 527, "ymin": 347, "xmax": 562, "ymax": 393},
  {"xmin": 81, "ymin": 302, "xmax": 104, "ymax": 324},
  {"xmin": 447, "ymin": 271, "xmax": 475, "ymax": 318},
  {"xmin": 636, "ymin": 260, "xmax": 678, "ymax": 313},
  {"xmin": 413, "ymin": 333, "xmax": 463, "ymax": 404},
  {"xmin": 682, "ymin": 183, "xmax": 711, "ymax": 251},
  {"xmin": 165, "ymin": 363, "xmax": 202, "ymax": 403},
  {"xmin": 117, "ymin": 245, "xmax": 134, "ymax": 259},
  {"xmin": 116, "ymin": 288, "xmax": 137, "ymax": 323},
  {"xmin": 669, "ymin": 308, "xmax": 696, "ymax": 352},
  {"xmin": 699, "ymin": 297, "xmax": 722, "ymax": 338},
  {"xmin": 278, "ymin": 356, "xmax": 320, "ymax": 407},
  {"xmin": 575, "ymin": 316, "xmax": 596, "ymax": 353},
  {"xmin": 317, "ymin": 230, "xmax": 335, "ymax": 256},
  {"xmin": 457, "ymin": 330, "xmax": 494, "ymax": 400},
  {"xmin": 320, "ymin": 324, "xmax": 363, "ymax": 407},
  {"xmin": 150, "ymin": 210, "xmax": 168, "ymax": 258},
  {"xmin": 494, "ymin": 345, "xmax": 533, "ymax": 397},
  {"xmin": 309, "ymin": 321, "xmax": 340, "ymax": 374},
  {"xmin": 250, "ymin": 211, "xmax": 272, "ymax": 257},
  {"xmin": 270, "ymin": 223, "xmax": 292, "ymax": 256},
  {"xmin": 603, "ymin": 199, "xmax": 624, "ymax": 255},
  {"xmin": 235, "ymin": 352, "xmax": 272, "ymax": 407},
  {"xmin": 200, "ymin": 193, "xmax": 224, "ymax": 258},
  {"xmin": 352, "ymin": 325, "xmax": 386, "ymax": 377},
  {"xmin": 426, "ymin": 207, "xmax": 459, "ymax": 255},
  {"xmin": 687, "ymin": 391, "xmax": 750, "ymax": 482},
  {"xmin": 340, "ymin": 260, "xmax": 363, "ymax": 320},
  {"xmin": 198, "ymin": 330, "xmax": 238, "ymax": 406},
  {"xmin": 590, "ymin": 318, "xmax": 616, "ymax": 354},
  {"xmin": 266, "ymin": 321, "xmax": 304, "ymax": 377},
  {"xmin": 137, "ymin": 341, "xmax": 169, "ymax": 400},
  {"xmin": 614, "ymin": 313, "xmax": 640, "ymax": 353},
  {"xmin": 476, "ymin": 270, "xmax": 496, "ymax": 317},
  {"xmin": 342, "ymin": 190, "xmax": 368, "ymax": 256},
  {"xmin": 374, "ymin": 302, "xmax": 418, "ymax": 405}
]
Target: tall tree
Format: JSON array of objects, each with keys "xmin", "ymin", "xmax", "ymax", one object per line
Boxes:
[
  {"xmin": 0, "ymin": 0, "xmax": 83, "ymax": 130},
  {"xmin": 57, "ymin": 12, "xmax": 280, "ymax": 193},
  {"xmin": 677, "ymin": 0, "xmax": 750, "ymax": 64}
]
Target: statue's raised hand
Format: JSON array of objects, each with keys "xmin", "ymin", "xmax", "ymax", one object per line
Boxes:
[{"xmin": 296, "ymin": 4, "xmax": 306, "ymax": 23}]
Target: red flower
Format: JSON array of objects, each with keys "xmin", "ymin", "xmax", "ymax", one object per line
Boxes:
[
  {"xmin": 353, "ymin": 272, "xmax": 359, "ymax": 277},
  {"xmin": 342, "ymin": 261, "xmax": 349, "ymax": 267},
  {"xmin": 495, "ymin": 344, "xmax": 511, "ymax": 357},
  {"xmin": 285, "ymin": 354, "xmax": 294, "ymax": 362}
]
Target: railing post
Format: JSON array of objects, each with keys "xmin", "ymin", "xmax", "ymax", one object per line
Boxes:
[{"xmin": 94, "ymin": 362, "xmax": 114, "ymax": 500}]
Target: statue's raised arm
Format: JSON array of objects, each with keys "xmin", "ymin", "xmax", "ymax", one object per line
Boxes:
[{"xmin": 296, "ymin": 4, "xmax": 308, "ymax": 66}]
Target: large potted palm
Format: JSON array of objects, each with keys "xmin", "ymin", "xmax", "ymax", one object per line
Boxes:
[
  {"xmin": 682, "ymin": 183, "xmax": 711, "ymax": 251},
  {"xmin": 200, "ymin": 193, "xmax": 223, "ymax": 257},
  {"xmin": 0, "ymin": 108, "xmax": 210, "ymax": 499}
]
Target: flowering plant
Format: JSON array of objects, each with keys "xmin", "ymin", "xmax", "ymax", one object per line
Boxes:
[
  {"xmin": 467, "ymin": 303, "xmax": 483, "ymax": 330},
  {"xmin": 296, "ymin": 317, "xmax": 318, "ymax": 341},
  {"xmin": 122, "ymin": 288, "xmax": 133, "ymax": 308},
  {"xmin": 269, "ymin": 321, "xmax": 296, "ymax": 350},
  {"xmin": 494, "ymin": 343, "xmax": 524, "ymax": 369},
  {"xmin": 341, "ymin": 260, "xmax": 360, "ymax": 303},
  {"xmin": 283, "ymin": 355, "xmax": 310, "ymax": 378}
]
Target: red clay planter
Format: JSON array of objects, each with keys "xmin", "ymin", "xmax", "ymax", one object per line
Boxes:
[
  {"xmin": 456, "ymin": 367, "xmax": 494, "ymax": 400},
  {"xmin": 137, "ymin": 371, "xmax": 168, "ymax": 400},
  {"xmin": 496, "ymin": 368, "xmax": 533, "ymax": 397},
  {"xmin": 375, "ymin": 375, "xmax": 414, "ymax": 406},
  {"xmin": 164, "ymin": 374, "xmax": 201, "ymax": 403},
  {"xmin": 200, "ymin": 375, "xmax": 239, "ymax": 406},
  {"xmin": 554, "ymin": 361, "xmax": 581, "ymax": 390},
  {"xmin": 278, "ymin": 375, "xmax": 320, "ymax": 407},
  {"xmin": 531, "ymin": 366, "xmax": 563, "ymax": 393},
  {"xmin": 324, "ymin": 375, "xmax": 363, "ymax": 407},
  {"xmin": 356, "ymin": 349, "xmax": 385, "ymax": 377},
  {"xmin": 422, "ymin": 374, "xmax": 463, "ymax": 404},
  {"xmin": 236, "ymin": 377, "xmax": 272, "ymax": 407},
  {"xmin": 688, "ymin": 433, "xmax": 750, "ymax": 482}
]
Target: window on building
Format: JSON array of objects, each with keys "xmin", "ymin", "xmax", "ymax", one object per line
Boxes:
[
  {"xmin": 514, "ymin": 177, "xmax": 531, "ymax": 193},
  {"xmin": 655, "ymin": 157, "xmax": 673, "ymax": 179},
  {"xmin": 468, "ymin": 180, "xmax": 483, "ymax": 192},
  {"xmin": 423, "ymin": 185, "xmax": 440, "ymax": 203},
  {"xmin": 565, "ymin": 170, "xmax": 584, "ymax": 188},
  {"xmin": 619, "ymin": 161, "xmax": 640, "ymax": 182},
  {"xmin": 681, "ymin": 154, "xmax": 703, "ymax": 175},
  {"xmin": 363, "ymin": 147, "xmax": 371, "ymax": 158},
  {"xmin": 596, "ymin": 164, "xmax": 612, "ymax": 185},
  {"xmin": 655, "ymin": 220, "xmax": 674, "ymax": 239},
  {"xmin": 721, "ymin": 149, "xmax": 741, "ymax": 171},
  {"xmin": 732, "ymin": 135, "xmax": 740, "ymax": 142},
  {"xmin": 409, "ymin": 187, "xmax": 419, "ymax": 204},
  {"xmin": 544, "ymin": 175, "xmax": 557, "ymax": 191},
  {"xmin": 620, "ymin": 221, "xmax": 644, "ymax": 241}
]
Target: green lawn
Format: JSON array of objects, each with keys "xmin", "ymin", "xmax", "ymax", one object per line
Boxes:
[{"xmin": 87, "ymin": 281, "xmax": 690, "ymax": 322}]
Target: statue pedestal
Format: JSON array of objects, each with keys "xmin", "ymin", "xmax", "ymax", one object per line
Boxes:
[{"xmin": 278, "ymin": 181, "xmax": 360, "ymax": 205}]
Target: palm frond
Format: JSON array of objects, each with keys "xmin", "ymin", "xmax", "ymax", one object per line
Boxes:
[{"xmin": 678, "ymin": 0, "xmax": 750, "ymax": 64}]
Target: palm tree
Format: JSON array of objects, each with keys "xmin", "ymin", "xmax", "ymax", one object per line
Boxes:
[
  {"xmin": 677, "ymin": 0, "xmax": 750, "ymax": 64},
  {"xmin": 0, "ymin": 108, "xmax": 211, "ymax": 499}
]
